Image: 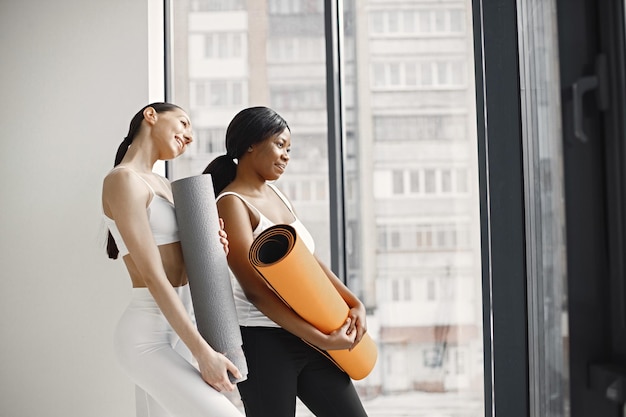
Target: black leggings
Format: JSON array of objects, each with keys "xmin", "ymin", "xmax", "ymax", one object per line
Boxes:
[{"xmin": 237, "ymin": 326, "xmax": 368, "ymax": 417}]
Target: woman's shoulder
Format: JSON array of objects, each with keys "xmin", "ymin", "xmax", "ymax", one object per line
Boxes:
[
  {"xmin": 104, "ymin": 165, "xmax": 134, "ymax": 180},
  {"xmin": 218, "ymin": 180, "xmax": 250, "ymax": 198},
  {"xmin": 216, "ymin": 187, "xmax": 248, "ymax": 206},
  {"xmin": 216, "ymin": 187, "xmax": 262, "ymax": 218},
  {"xmin": 103, "ymin": 166, "xmax": 134, "ymax": 190},
  {"xmin": 103, "ymin": 166, "xmax": 152, "ymax": 197}
]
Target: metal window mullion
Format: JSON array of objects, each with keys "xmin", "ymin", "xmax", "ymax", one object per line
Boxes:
[
  {"xmin": 473, "ymin": 0, "xmax": 529, "ymax": 416},
  {"xmin": 164, "ymin": 0, "xmax": 173, "ymax": 179},
  {"xmin": 324, "ymin": 0, "xmax": 347, "ymax": 282}
]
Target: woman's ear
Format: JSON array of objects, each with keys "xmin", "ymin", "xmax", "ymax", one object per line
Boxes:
[
  {"xmin": 248, "ymin": 146, "xmax": 253, "ymax": 152},
  {"xmin": 143, "ymin": 106, "xmax": 158, "ymax": 125}
]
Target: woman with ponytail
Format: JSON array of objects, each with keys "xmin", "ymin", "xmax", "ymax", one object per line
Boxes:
[
  {"xmin": 102, "ymin": 103, "xmax": 244, "ymax": 417},
  {"xmin": 204, "ymin": 106, "xmax": 368, "ymax": 417}
]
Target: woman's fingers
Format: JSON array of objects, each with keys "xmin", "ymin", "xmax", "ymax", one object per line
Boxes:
[{"xmin": 218, "ymin": 218, "xmax": 229, "ymax": 255}]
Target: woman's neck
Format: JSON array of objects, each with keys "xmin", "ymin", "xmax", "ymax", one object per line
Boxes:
[
  {"xmin": 231, "ymin": 171, "xmax": 269, "ymax": 197},
  {"xmin": 120, "ymin": 135, "xmax": 158, "ymax": 173}
]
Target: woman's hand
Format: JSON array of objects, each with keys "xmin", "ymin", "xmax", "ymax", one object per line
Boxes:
[
  {"xmin": 315, "ymin": 303, "xmax": 368, "ymax": 352},
  {"xmin": 317, "ymin": 318, "xmax": 357, "ymax": 351},
  {"xmin": 218, "ymin": 218, "xmax": 229, "ymax": 256},
  {"xmin": 346, "ymin": 302, "xmax": 368, "ymax": 350},
  {"xmin": 196, "ymin": 347, "xmax": 242, "ymax": 392}
]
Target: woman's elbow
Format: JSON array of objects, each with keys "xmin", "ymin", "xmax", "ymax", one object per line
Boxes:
[
  {"xmin": 240, "ymin": 285, "xmax": 264, "ymax": 305},
  {"xmin": 236, "ymin": 276, "xmax": 271, "ymax": 308}
]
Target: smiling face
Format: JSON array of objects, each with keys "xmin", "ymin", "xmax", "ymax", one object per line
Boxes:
[
  {"xmin": 250, "ymin": 127, "xmax": 291, "ymax": 181},
  {"xmin": 149, "ymin": 107, "xmax": 193, "ymax": 160}
]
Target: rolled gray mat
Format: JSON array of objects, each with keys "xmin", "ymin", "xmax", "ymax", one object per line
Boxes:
[{"xmin": 171, "ymin": 174, "xmax": 247, "ymax": 383}]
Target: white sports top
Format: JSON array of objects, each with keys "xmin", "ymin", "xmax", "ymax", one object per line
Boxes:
[
  {"xmin": 217, "ymin": 183, "xmax": 315, "ymax": 327},
  {"xmin": 103, "ymin": 167, "xmax": 180, "ymax": 258}
]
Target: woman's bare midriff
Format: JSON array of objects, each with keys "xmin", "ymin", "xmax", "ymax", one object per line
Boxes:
[{"xmin": 123, "ymin": 242, "xmax": 188, "ymax": 288}]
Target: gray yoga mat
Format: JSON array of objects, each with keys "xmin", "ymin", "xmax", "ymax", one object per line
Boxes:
[{"xmin": 171, "ymin": 174, "xmax": 247, "ymax": 383}]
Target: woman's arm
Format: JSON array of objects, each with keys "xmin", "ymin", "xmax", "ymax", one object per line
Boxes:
[
  {"xmin": 217, "ymin": 195, "xmax": 356, "ymax": 351},
  {"xmin": 103, "ymin": 170, "xmax": 240, "ymax": 391},
  {"xmin": 282, "ymin": 189, "xmax": 368, "ymax": 349},
  {"xmin": 316, "ymin": 256, "xmax": 368, "ymax": 350}
]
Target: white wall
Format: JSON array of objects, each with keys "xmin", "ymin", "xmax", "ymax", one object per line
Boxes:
[{"xmin": 0, "ymin": 1, "xmax": 162, "ymax": 415}]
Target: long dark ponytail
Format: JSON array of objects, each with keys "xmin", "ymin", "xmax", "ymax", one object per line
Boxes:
[
  {"xmin": 106, "ymin": 102, "xmax": 183, "ymax": 259},
  {"xmin": 203, "ymin": 106, "xmax": 289, "ymax": 196}
]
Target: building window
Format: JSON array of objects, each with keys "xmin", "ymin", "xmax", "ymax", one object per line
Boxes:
[
  {"xmin": 374, "ymin": 115, "xmax": 466, "ymax": 141},
  {"xmin": 378, "ymin": 229, "xmax": 387, "ymax": 251},
  {"xmin": 392, "ymin": 170, "xmax": 404, "ymax": 194},
  {"xmin": 372, "ymin": 63, "xmax": 386, "ymax": 87},
  {"xmin": 278, "ymin": 179, "xmax": 328, "ymax": 202},
  {"xmin": 441, "ymin": 169, "xmax": 453, "ymax": 193},
  {"xmin": 210, "ymin": 81, "xmax": 227, "ymax": 105},
  {"xmin": 419, "ymin": 10, "xmax": 432, "ymax": 33},
  {"xmin": 387, "ymin": 10, "xmax": 400, "ymax": 33},
  {"xmin": 435, "ymin": 10, "xmax": 446, "ymax": 32},
  {"xmin": 450, "ymin": 9, "xmax": 466, "ymax": 32},
  {"xmin": 370, "ymin": 12, "xmax": 384, "ymax": 33},
  {"xmin": 194, "ymin": 82, "xmax": 207, "ymax": 107},
  {"xmin": 190, "ymin": 0, "xmax": 245, "ymax": 12},
  {"xmin": 425, "ymin": 169, "xmax": 437, "ymax": 193},
  {"xmin": 410, "ymin": 170, "xmax": 420, "ymax": 193},
  {"xmin": 369, "ymin": 8, "xmax": 466, "ymax": 35},
  {"xmin": 269, "ymin": 0, "xmax": 323, "ymax": 15},
  {"xmin": 421, "ymin": 62, "xmax": 433, "ymax": 85},
  {"xmin": 389, "ymin": 278, "xmax": 412, "ymax": 302},
  {"xmin": 371, "ymin": 61, "xmax": 466, "ymax": 89},
  {"xmin": 403, "ymin": 279, "xmax": 412, "ymax": 301},
  {"xmin": 203, "ymin": 35, "xmax": 214, "ymax": 58},
  {"xmin": 391, "ymin": 279, "xmax": 400, "ymax": 301},
  {"xmin": 191, "ymin": 80, "xmax": 246, "ymax": 107},
  {"xmin": 203, "ymin": 32, "xmax": 246, "ymax": 59},
  {"xmin": 378, "ymin": 223, "xmax": 471, "ymax": 253},
  {"xmin": 271, "ymin": 86, "xmax": 326, "ymax": 110},
  {"xmin": 382, "ymin": 167, "xmax": 471, "ymax": 197},
  {"xmin": 405, "ymin": 62, "xmax": 417, "ymax": 86},
  {"xmin": 268, "ymin": 37, "xmax": 325, "ymax": 62},
  {"xmin": 195, "ymin": 128, "xmax": 226, "ymax": 154},
  {"xmin": 427, "ymin": 279, "xmax": 436, "ymax": 301},
  {"xmin": 423, "ymin": 347, "xmax": 442, "ymax": 368},
  {"xmin": 390, "ymin": 231, "xmax": 401, "ymax": 249},
  {"xmin": 417, "ymin": 227, "xmax": 433, "ymax": 249}
]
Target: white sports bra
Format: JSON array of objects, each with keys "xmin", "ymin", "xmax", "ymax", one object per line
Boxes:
[
  {"xmin": 216, "ymin": 183, "xmax": 315, "ymax": 253},
  {"xmin": 103, "ymin": 167, "xmax": 180, "ymax": 258},
  {"xmin": 216, "ymin": 183, "xmax": 315, "ymax": 327}
]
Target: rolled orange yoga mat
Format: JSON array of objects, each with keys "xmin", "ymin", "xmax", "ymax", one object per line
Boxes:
[{"xmin": 248, "ymin": 224, "xmax": 377, "ymax": 380}]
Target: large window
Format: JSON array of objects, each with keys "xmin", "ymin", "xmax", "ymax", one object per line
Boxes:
[
  {"xmin": 167, "ymin": 1, "xmax": 483, "ymax": 415},
  {"xmin": 168, "ymin": 1, "xmax": 331, "ymax": 268},
  {"xmin": 343, "ymin": 0, "xmax": 483, "ymax": 414}
]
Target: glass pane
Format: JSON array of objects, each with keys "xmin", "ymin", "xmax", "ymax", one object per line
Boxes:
[
  {"xmin": 169, "ymin": 0, "xmax": 332, "ymax": 264},
  {"xmin": 169, "ymin": 2, "xmax": 331, "ymax": 414},
  {"xmin": 516, "ymin": 0, "xmax": 570, "ymax": 415},
  {"xmin": 168, "ymin": 1, "xmax": 484, "ymax": 416},
  {"xmin": 344, "ymin": 0, "xmax": 484, "ymax": 416}
]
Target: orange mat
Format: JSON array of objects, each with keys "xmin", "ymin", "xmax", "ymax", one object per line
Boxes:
[{"xmin": 248, "ymin": 224, "xmax": 377, "ymax": 380}]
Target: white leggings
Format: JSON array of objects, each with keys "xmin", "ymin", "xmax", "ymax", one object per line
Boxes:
[{"xmin": 114, "ymin": 285, "xmax": 243, "ymax": 417}]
